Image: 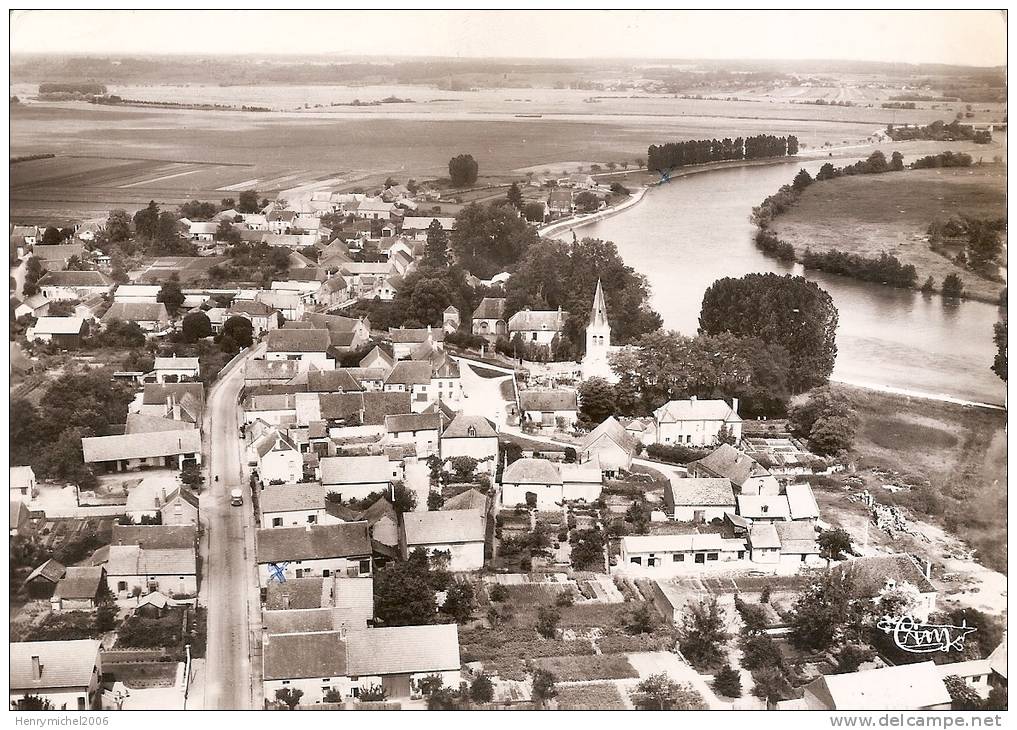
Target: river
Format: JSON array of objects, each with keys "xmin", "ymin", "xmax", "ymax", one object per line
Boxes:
[{"xmin": 555, "ymin": 159, "xmax": 1005, "ymax": 407}]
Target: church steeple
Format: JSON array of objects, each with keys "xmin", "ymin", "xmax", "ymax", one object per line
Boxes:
[{"xmin": 589, "ymin": 278, "xmax": 609, "ymax": 329}]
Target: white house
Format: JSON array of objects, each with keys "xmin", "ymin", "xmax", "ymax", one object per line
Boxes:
[
  {"xmin": 27, "ymin": 316, "xmax": 87, "ymax": 347},
  {"xmin": 265, "ymin": 329, "xmax": 333, "ymax": 372},
  {"xmin": 663, "ymin": 476, "xmax": 736, "ymax": 522},
  {"xmin": 227, "ymin": 300, "xmax": 279, "ymax": 337},
  {"xmin": 260, "ymin": 482, "xmax": 332, "ymax": 528},
  {"xmin": 113, "ymin": 284, "xmax": 162, "ymax": 304},
  {"xmin": 319, "ymin": 455, "xmax": 395, "ymax": 502},
  {"xmin": 152, "ymin": 356, "xmax": 200, "ymax": 384},
  {"xmin": 578, "ymin": 416, "xmax": 637, "ymax": 476},
  {"xmin": 507, "ymin": 308, "xmax": 567, "ymax": 345},
  {"xmin": 254, "ymin": 430, "xmax": 303, "ymax": 486},
  {"xmin": 385, "ymin": 412, "xmax": 441, "ymax": 459},
  {"xmin": 37, "ymin": 270, "xmax": 114, "ymax": 301},
  {"xmin": 10, "ymin": 465, "xmax": 36, "ymax": 499},
  {"xmin": 106, "ymin": 525, "xmax": 198, "ymax": 597},
  {"xmin": 401, "ymin": 509, "xmax": 486, "ymax": 571},
  {"xmin": 10, "ymin": 640, "xmax": 103, "ymax": 711},
  {"xmin": 81, "ymin": 430, "xmax": 202, "ymax": 473},
  {"xmin": 653, "ymin": 396, "xmax": 742, "ymax": 447},
  {"xmin": 255, "ymin": 522, "xmax": 372, "ymax": 587},
  {"xmin": 383, "ymin": 360, "xmax": 434, "ymax": 413},
  {"xmin": 519, "ymin": 390, "xmax": 579, "ymax": 431},
  {"xmin": 803, "ymin": 662, "xmax": 951, "ymax": 711},
  {"xmin": 500, "ymin": 458, "xmax": 565, "ymax": 510},
  {"xmin": 440, "ymin": 414, "xmax": 499, "ymax": 474},
  {"xmin": 620, "ymin": 534, "xmax": 747, "ymax": 574}
]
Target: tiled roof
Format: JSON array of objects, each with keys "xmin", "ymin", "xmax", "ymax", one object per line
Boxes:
[
  {"xmin": 260, "ymin": 482, "xmax": 326, "ymax": 515},
  {"xmin": 81, "ymin": 430, "xmax": 201, "ymax": 463},
  {"xmin": 111, "ymin": 524, "xmax": 197, "ymax": 550},
  {"xmin": 835, "ymin": 554, "xmax": 936, "ymax": 595},
  {"xmin": 441, "ymin": 488, "xmax": 488, "ymax": 512},
  {"xmin": 442, "ymin": 414, "xmax": 497, "ymax": 439},
  {"xmin": 30, "ymin": 316, "xmax": 85, "ymax": 335},
  {"xmin": 749, "ymin": 522, "xmax": 781, "ymax": 549},
  {"xmin": 691, "ymin": 444, "xmax": 768, "ymax": 487},
  {"xmin": 318, "ymin": 392, "xmax": 365, "ymax": 422},
  {"xmin": 519, "ymin": 390, "xmax": 577, "ymax": 412},
  {"xmin": 263, "ymin": 631, "xmax": 348, "ymax": 681},
  {"xmin": 654, "ymin": 398, "xmax": 741, "ymax": 424},
  {"xmin": 266, "ymin": 328, "xmax": 331, "ymax": 353},
  {"xmin": 256, "ymin": 522, "xmax": 371, "ymax": 564},
  {"xmin": 143, "ymin": 383, "xmax": 204, "ymax": 407},
  {"xmin": 246, "ymin": 359, "xmax": 300, "ymax": 381},
  {"xmin": 385, "ymin": 412, "xmax": 441, "ymax": 434},
  {"xmin": 345, "ymin": 624, "xmax": 460, "ymax": 675},
  {"xmin": 124, "ymin": 413, "xmax": 196, "ymax": 435},
  {"xmin": 107, "ymin": 545, "xmax": 197, "ymax": 576},
  {"xmin": 25, "ymin": 558, "xmax": 66, "ymax": 585},
  {"xmin": 54, "ymin": 567, "xmax": 105, "ymax": 600},
  {"xmin": 808, "ymin": 662, "xmax": 950, "ymax": 710},
  {"xmin": 508, "ymin": 309, "xmax": 567, "ymax": 332},
  {"xmin": 101, "ymin": 302, "xmax": 169, "ymax": 323},
  {"xmin": 38, "ymin": 270, "xmax": 113, "ymax": 288},
  {"xmin": 362, "ymin": 391, "xmax": 412, "ymax": 425},
  {"xmin": 32, "ymin": 243, "xmax": 84, "ymax": 261},
  {"xmin": 228, "ymin": 300, "xmax": 276, "ymax": 316},
  {"xmin": 404, "ymin": 509, "xmax": 485, "ymax": 546},
  {"xmin": 579, "ymin": 416, "xmax": 637, "ymax": 455},
  {"xmin": 345, "ymin": 366, "xmax": 389, "ymax": 383},
  {"xmin": 266, "ymin": 577, "xmax": 328, "ymax": 610},
  {"xmin": 501, "ymin": 458, "xmax": 562, "ymax": 485},
  {"xmin": 307, "ymin": 369, "xmax": 364, "ymax": 393},
  {"xmin": 320, "ymin": 456, "xmax": 392, "ymax": 486},
  {"xmin": 389, "ymin": 327, "xmax": 443, "ymax": 344},
  {"xmin": 775, "ymin": 521, "xmax": 819, "ymax": 555},
  {"xmin": 737, "ymin": 495, "xmax": 791, "ymax": 520},
  {"xmin": 664, "ymin": 476, "xmax": 736, "ymax": 508},
  {"xmin": 154, "ymin": 356, "xmax": 199, "ymax": 370},
  {"xmin": 11, "ymin": 640, "xmax": 101, "ymax": 691},
  {"xmin": 622, "ymin": 533, "xmax": 729, "ymax": 554}
]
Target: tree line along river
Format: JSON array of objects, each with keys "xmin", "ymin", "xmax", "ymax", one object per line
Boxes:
[{"xmin": 554, "ymin": 158, "xmax": 1005, "ymax": 407}]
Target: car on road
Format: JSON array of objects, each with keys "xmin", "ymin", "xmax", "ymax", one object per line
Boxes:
[{"xmin": 230, "ymin": 488, "xmax": 243, "ymax": 506}]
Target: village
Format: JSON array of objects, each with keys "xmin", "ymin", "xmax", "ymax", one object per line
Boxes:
[{"xmin": 7, "ymin": 161, "xmax": 1007, "ymax": 714}]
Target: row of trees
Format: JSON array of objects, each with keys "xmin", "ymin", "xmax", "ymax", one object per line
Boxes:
[
  {"xmin": 647, "ymin": 134, "xmax": 798, "ymax": 171},
  {"xmin": 799, "ymin": 249, "xmax": 918, "ymax": 289},
  {"xmin": 886, "ymin": 119, "xmax": 992, "ymax": 144}
]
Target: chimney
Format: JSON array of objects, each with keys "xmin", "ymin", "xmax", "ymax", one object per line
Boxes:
[
  {"xmin": 731, "ymin": 398, "xmax": 739, "ymax": 415},
  {"xmin": 31, "ymin": 656, "xmax": 42, "ymax": 680}
]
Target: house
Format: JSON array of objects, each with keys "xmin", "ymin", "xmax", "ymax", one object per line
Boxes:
[
  {"xmin": 507, "ymin": 308, "xmax": 567, "ymax": 345},
  {"xmin": 152, "ymin": 356, "xmax": 200, "ymax": 383},
  {"xmin": 263, "ymin": 584, "xmax": 374, "ymax": 636},
  {"xmin": 32, "ymin": 242, "xmax": 85, "ymax": 271},
  {"xmin": 803, "ymin": 662, "xmax": 951, "ymax": 710},
  {"xmin": 384, "ymin": 360, "xmax": 435, "ymax": 412},
  {"xmin": 10, "ymin": 499, "xmax": 30, "ymax": 536},
  {"xmin": 227, "ymin": 300, "xmax": 279, "ymax": 336},
  {"xmin": 748, "ymin": 523, "xmax": 781, "ymax": 564},
  {"xmin": 385, "ymin": 412, "xmax": 441, "ymax": 459},
  {"xmin": 303, "ymin": 312, "xmax": 372, "ymax": 353},
  {"xmin": 500, "ymin": 458, "xmax": 565, "ymax": 510},
  {"xmin": 10, "ymin": 640, "xmax": 103, "ymax": 710},
  {"xmin": 260, "ymin": 482, "xmax": 330, "ymax": 528},
  {"xmin": 255, "ymin": 522, "xmax": 373, "ymax": 587},
  {"xmin": 663, "ymin": 476, "xmax": 736, "ymax": 522},
  {"xmin": 428, "ymin": 352, "xmax": 462, "ymax": 404},
  {"xmin": 82, "ymin": 430, "xmax": 201, "ymax": 473},
  {"xmin": 547, "ymin": 189, "xmax": 574, "ymax": 218},
  {"xmin": 11, "ymin": 224, "xmax": 39, "ymax": 246},
  {"xmin": 267, "ymin": 209, "xmax": 297, "ymax": 233},
  {"xmin": 346, "ymin": 367, "xmax": 389, "ymax": 392},
  {"xmin": 578, "ymin": 416, "xmax": 637, "ymax": 476},
  {"xmin": 51, "ymin": 567, "xmax": 107, "ymax": 612},
  {"xmin": 654, "ymin": 396, "xmax": 742, "ymax": 447},
  {"xmin": 160, "ymin": 487, "xmax": 199, "ymax": 526},
  {"xmin": 140, "ymin": 383, "xmax": 205, "ymax": 424},
  {"xmin": 389, "ymin": 326, "xmax": 443, "ymax": 361},
  {"xmin": 440, "ymin": 414, "xmax": 499, "ymax": 474},
  {"xmin": 11, "ymin": 465, "xmax": 36, "ymax": 499},
  {"xmin": 256, "ymin": 289, "xmax": 305, "ymax": 321},
  {"xmin": 186, "ymin": 221, "xmax": 218, "ymax": 242},
  {"xmin": 351, "ymin": 198, "xmax": 396, "ymax": 220},
  {"xmin": 37, "ymin": 270, "xmax": 114, "ymax": 301},
  {"xmin": 125, "ymin": 480, "xmax": 197, "ymax": 524},
  {"xmin": 265, "ymin": 329, "xmax": 333, "ymax": 372},
  {"xmin": 737, "ymin": 494, "xmax": 791, "ymax": 523},
  {"xmin": 13, "ymin": 292, "xmax": 49, "ymax": 318},
  {"xmin": 27, "ymin": 316, "xmax": 87, "ymax": 347},
  {"xmin": 112, "ymin": 284, "xmax": 161, "ymax": 304},
  {"xmin": 401, "ymin": 509, "xmax": 486, "ymax": 571},
  {"xmin": 24, "ymin": 559, "xmax": 66, "ymax": 598},
  {"xmin": 619, "ymin": 417, "xmax": 657, "ymax": 446},
  {"xmin": 262, "ymin": 624, "xmax": 460, "ymax": 704},
  {"xmin": 519, "ymin": 390, "xmax": 579, "ymax": 431},
  {"xmin": 253, "ymin": 430, "xmax": 303, "ymax": 486},
  {"xmin": 106, "ymin": 525, "xmax": 198, "ymax": 597},
  {"xmin": 774, "ymin": 521, "xmax": 823, "ymax": 566},
  {"xmin": 470, "ymin": 297, "xmax": 507, "ymax": 341},
  {"xmin": 620, "ymin": 533, "xmax": 747, "ymax": 573},
  {"xmin": 246, "ymin": 359, "xmax": 301, "ymax": 387},
  {"xmin": 307, "ymin": 369, "xmax": 365, "ymax": 394},
  {"xmin": 319, "ymin": 455, "xmax": 395, "ymax": 502},
  {"xmin": 441, "ymin": 488, "xmax": 488, "ymax": 512},
  {"xmin": 835, "ymin": 554, "xmax": 938, "ymax": 622},
  {"xmin": 785, "ymin": 482, "xmax": 820, "ymax": 522},
  {"xmin": 243, "ymin": 394, "xmax": 296, "ymax": 426},
  {"xmin": 401, "ymin": 216, "xmax": 455, "ymax": 239},
  {"xmin": 688, "ymin": 443, "xmax": 779, "ymax": 496}
]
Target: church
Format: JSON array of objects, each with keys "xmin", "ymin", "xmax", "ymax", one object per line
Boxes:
[{"xmin": 581, "ymin": 279, "xmax": 623, "ymax": 383}]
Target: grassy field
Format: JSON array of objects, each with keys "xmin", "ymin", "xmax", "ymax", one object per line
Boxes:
[
  {"xmin": 555, "ymin": 682, "xmax": 628, "ymax": 710},
  {"xmin": 829, "ymin": 383, "xmax": 1007, "ymax": 572},
  {"xmin": 771, "ymin": 164, "xmax": 1007, "ymax": 302}
]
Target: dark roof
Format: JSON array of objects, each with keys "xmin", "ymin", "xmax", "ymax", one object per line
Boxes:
[
  {"xmin": 362, "ymin": 391, "xmax": 412, "ymax": 425},
  {"xmin": 263, "ymin": 631, "xmax": 347, "ymax": 681},
  {"xmin": 143, "ymin": 383, "xmax": 204, "ymax": 407},
  {"xmin": 11, "ymin": 640, "xmax": 102, "ymax": 691},
  {"xmin": 442, "ymin": 414, "xmax": 497, "ymax": 439},
  {"xmin": 578, "ymin": 416, "xmax": 638, "ymax": 455},
  {"xmin": 389, "ymin": 327, "xmax": 443, "ymax": 344},
  {"xmin": 266, "ymin": 577, "xmax": 327, "ymax": 610},
  {"xmin": 318, "ymin": 392, "xmax": 365, "ymax": 421},
  {"xmin": 256, "ymin": 522, "xmax": 372, "ymax": 564},
  {"xmin": 664, "ymin": 476, "xmax": 736, "ymax": 508},
  {"xmin": 519, "ymin": 390, "xmax": 577, "ymax": 412},
  {"xmin": 101, "ymin": 302, "xmax": 169, "ymax": 324},
  {"xmin": 501, "ymin": 458, "xmax": 562, "ymax": 485},
  {"xmin": 111, "ymin": 524, "xmax": 197, "ymax": 550},
  {"xmin": 37, "ymin": 270, "xmax": 113, "ymax": 288},
  {"xmin": 690, "ymin": 444, "xmax": 770, "ymax": 487},
  {"xmin": 307, "ymin": 369, "xmax": 364, "ymax": 393},
  {"xmin": 385, "ymin": 412, "xmax": 441, "ymax": 434},
  {"xmin": 163, "ymin": 487, "xmax": 200, "ymax": 511},
  {"xmin": 228, "ymin": 300, "xmax": 276, "ymax": 316},
  {"xmin": 384, "ymin": 360, "xmax": 433, "ymax": 386},
  {"xmin": 472, "ymin": 297, "xmax": 506, "ymax": 320},
  {"xmin": 267, "ymin": 328, "xmax": 331, "ymax": 353},
  {"xmin": 54, "ymin": 567, "xmax": 105, "ymax": 600},
  {"xmin": 25, "ymin": 559, "xmax": 66, "ymax": 585},
  {"xmin": 836, "ymin": 554, "xmax": 936, "ymax": 595}
]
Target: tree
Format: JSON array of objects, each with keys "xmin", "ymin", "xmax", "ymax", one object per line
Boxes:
[
  {"xmin": 633, "ymin": 673, "xmax": 705, "ymax": 710},
  {"xmin": 921, "ymin": 275, "xmax": 936, "ymax": 294},
  {"xmin": 427, "ymin": 491, "xmax": 445, "ymax": 510},
  {"xmin": 716, "ymin": 422, "xmax": 736, "ymax": 445},
  {"xmin": 751, "ymin": 667, "xmax": 791, "ymax": 707},
  {"xmin": 156, "ymin": 276, "xmax": 185, "ymax": 317},
  {"xmin": 626, "ymin": 603, "xmax": 656, "ymax": 634},
  {"xmin": 942, "ymin": 273, "xmax": 964, "ymax": 300},
  {"xmin": 944, "ymin": 675, "xmax": 983, "ymax": 710},
  {"xmin": 568, "ymin": 528, "xmax": 605, "ymax": 570},
  {"xmin": 522, "ymin": 201, "xmax": 545, "ymax": 223},
  {"xmin": 577, "ymin": 377, "xmax": 616, "ymax": 426},
  {"xmin": 373, "ymin": 548, "xmax": 437, "ymax": 626},
  {"xmin": 391, "ymin": 481, "xmax": 416, "ymax": 513},
  {"xmin": 409, "ymin": 278, "xmax": 453, "ymax": 326},
  {"xmin": 425, "ymin": 687, "xmax": 461, "ymax": 710},
  {"xmin": 41, "ymin": 226, "xmax": 62, "ymax": 245},
  {"xmin": 506, "ymin": 182, "xmax": 523, "ymax": 209},
  {"xmin": 103, "ymin": 209, "xmax": 132, "ymax": 247},
  {"xmin": 215, "ymin": 219, "xmax": 241, "ymax": 245},
  {"xmin": 531, "ymin": 669, "xmax": 557, "ymax": 708},
  {"xmin": 450, "ymin": 203, "xmax": 537, "ymax": 279},
  {"xmin": 700, "ymin": 273, "xmax": 838, "ymax": 392},
  {"xmin": 992, "ymin": 320, "xmax": 1007, "ymax": 381},
  {"xmin": 322, "ymin": 688, "xmax": 343, "ymax": 703},
  {"xmin": 448, "ymin": 154, "xmax": 479, "ymax": 187},
  {"xmin": 985, "ymin": 685, "xmax": 1007, "ymax": 711},
  {"xmin": 470, "ymin": 675, "xmax": 495, "ymax": 704},
  {"xmin": 441, "ymin": 581, "xmax": 476, "ymax": 623},
  {"xmin": 423, "ymin": 219, "xmax": 450, "ymax": 268},
  {"xmin": 678, "ymin": 597, "xmax": 728, "ymax": 668},
  {"xmin": 789, "ymin": 570, "xmax": 859, "ymax": 651},
  {"xmin": 237, "ymin": 189, "xmax": 261, "ymax": 214},
  {"xmin": 791, "ymin": 168, "xmax": 813, "ymax": 191},
  {"xmin": 536, "ymin": 605, "xmax": 560, "ymax": 639},
  {"xmin": 836, "ymin": 644, "xmax": 874, "ymax": 673},
  {"xmin": 359, "ymin": 685, "xmax": 388, "ymax": 702},
  {"xmin": 180, "ymin": 463, "xmax": 204, "ymax": 491},
  {"xmin": 275, "ymin": 687, "xmax": 303, "ymax": 710},
  {"xmin": 133, "ymin": 201, "xmax": 160, "ymax": 240},
  {"xmin": 22, "ymin": 257, "xmax": 47, "ymax": 296},
  {"xmin": 788, "ymin": 386, "xmax": 858, "ymax": 455},
  {"xmin": 890, "ymin": 151, "xmax": 905, "ymax": 171},
  {"xmin": 818, "ymin": 528, "xmax": 852, "ymax": 560},
  {"xmin": 712, "ymin": 665, "xmax": 742, "ymax": 698},
  {"xmin": 574, "ymin": 190, "xmax": 599, "ymax": 213},
  {"xmin": 181, "ymin": 312, "xmax": 212, "ymax": 342},
  {"xmin": 221, "ymin": 316, "xmax": 254, "ymax": 348},
  {"xmin": 16, "ymin": 695, "xmax": 53, "ymax": 711},
  {"xmin": 740, "ymin": 634, "xmax": 783, "ymax": 671}
]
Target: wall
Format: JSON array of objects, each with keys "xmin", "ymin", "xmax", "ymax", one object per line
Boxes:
[
  {"xmin": 262, "ymin": 508, "xmax": 328, "ymax": 528},
  {"xmin": 388, "ymin": 429, "xmax": 439, "ymax": 458},
  {"xmin": 406, "ymin": 541, "xmax": 484, "ymax": 572},
  {"xmin": 657, "ymin": 420, "xmax": 742, "ymax": 447},
  {"xmin": 672, "ymin": 506, "xmax": 732, "ymax": 522},
  {"xmin": 257, "ymin": 555, "xmax": 371, "ymax": 588},
  {"xmin": 583, "ymin": 438, "xmax": 632, "ymax": 474},
  {"xmin": 320, "ymin": 481, "xmax": 391, "ymax": 503},
  {"xmin": 562, "ymin": 480, "xmax": 602, "ymax": 503},
  {"xmin": 501, "ymin": 482, "xmax": 562, "ymax": 510},
  {"xmin": 260, "ymin": 450, "xmax": 303, "ymax": 485},
  {"xmin": 108, "ymin": 573, "xmax": 197, "ymax": 597},
  {"xmin": 441, "ymin": 437, "xmax": 498, "ymax": 473}
]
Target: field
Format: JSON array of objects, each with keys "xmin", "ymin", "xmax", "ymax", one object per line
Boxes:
[
  {"xmin": 826, "ymin": 384, "xmax": 1007, "ymax": 573},
  {"xmin": 771, "ymin": 164, "xmax": 1007, "ymax": 302},
  {"xmin": 555, "ymin": 682, "xmax": 628, "ymax": 710},
  {"xmin": 9, "ymin": 86, "xmax": 960, "ymax": 223}
]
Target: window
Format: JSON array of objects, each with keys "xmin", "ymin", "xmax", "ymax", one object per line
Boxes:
[
  {"xmin": 707, "ymin": 553, "xmax": 719, "ymax": 561},
  {"xmin": 307, "ymin": 515, "xmax": 316, "ymax": 524},
  {"xmin": 77, "ymin": 698, "xmax": 86, "ymax": 710},
  {"xmin": 359, "ymin": 558, "xmax": 372, "ymax": 574},
  {"xmin": 630, "ymin": 556, "xmax": 642, "ymax": 565},
  {"xmin": 272, "ymin": 517, "xmax": 283, "ymax": 527},
  {"xmin": 322, "ymin": 569, "xmax": 331, "ymax": 577},
  {"xmin": 531, "ymin": 333, "xmax": 537, "ymax": 341},
  {"xmin": 467, "ymin": 426, "xmax": 477, "ymax": 438},
  {"xmin": 282, "ymin": 681, "xmax": 290, "ymax": 685},
  {"xmin": 673, "ymin": 553, "xmax": 684, "ymax": 562}
]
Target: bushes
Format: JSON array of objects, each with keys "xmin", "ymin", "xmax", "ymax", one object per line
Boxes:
[
  {"xmin": 116, "ymin": 609, "xmax": 183, "ymax": 648},
  {"xmin": 800, "ymin": 249, "xmax": 917, "ymax": 289},
  {"xmin": 712, "ymin": 665, "xmax": 743, "ymax": 698},
  {"xmin": 533, "ymin": 654, "xmax": 638, "ymax": 682},
  {"xmin": 598, "ymin": 633, "xmax": 674, "ymax": 654},
  {"xmin": 644, "ymin": 443, "xmax": 710, "ymax": 465},
  {"xmin": 911, "ymin": 151, "xmax": 974, "ymax": 169},
  {"xmin": 24, "ymin": 611, "xmax": 100, "ymax": 642},
  {"xmin": 754, "ymin": 230, "xmax": 796, "ymax": 262}
]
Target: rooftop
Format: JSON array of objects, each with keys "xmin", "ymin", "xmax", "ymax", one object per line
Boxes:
[
  {"xmin": 11, "ymin": 640, "xmax": 102, "ymax": 691},
  {"xmin": 403, "ymin": 509, "xmax": 486, "ymax": 545},
  {"xmin": 260, "ymin": 482, "xmax": 326, "ymax": 515},
  {"xmin": 256, "ymin": 522, "xmax": 371, "ymax": 564},
  {"xmin": 519, "ymin": 389, "xmax": 577, "ymax": 412},
  {"xmin": 442, "ymin": 413, "xmax": 498, "ymax": 439},
  {"xmin": 654, "ymin": 398, "xmax": 741, "ymax": 424},
  {"xmin": 501, "ymin": 457, "xmax": 562, "ymax": 485},
  {"xmin": 266, "ymin": 328, "xmax": 331, "ymax": 353},
  {"xmin": 664, "ymin": 476, "xmax": 736, "ymax": 508},
  {"xmin": 808, "ymin": 661, "xmax": 950, "ymax": 710},
  {"xmin": 320, "ymin": 455, "xmax": 392, "ymax": 485},
  {"xmin": 691, "ymin": 444, "xmax": 769, "ymax": 487},
  {"xmin": 81, "ymin": 430, "xmax": 201, "ymax": 464}
]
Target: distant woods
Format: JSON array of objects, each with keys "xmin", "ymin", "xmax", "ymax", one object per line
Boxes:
[
  {"xmin": 38, "ymin": 82, "xmax": 107, "ymax": 96},
  {"xmin": 647, "ymin": 134, "xmax": 798, "ymax": 172}
]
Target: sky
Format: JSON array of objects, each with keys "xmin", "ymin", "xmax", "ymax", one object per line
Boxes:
[{"xmin": 9, "ymin": 10, "xmax": 1008, "ymax": 67}]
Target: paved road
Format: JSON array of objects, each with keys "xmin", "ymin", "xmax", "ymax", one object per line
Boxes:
[{"xmin": 201, "ymin": 345, "xmax": 263, "ymax": 709}]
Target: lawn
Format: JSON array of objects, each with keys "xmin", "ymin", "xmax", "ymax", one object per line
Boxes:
[
  {"xmin": 772, "ymin": 164, "xmax": 1006, "ymax": 302},
  {"xmin": 555, "ymin": 682, "xmax": 628, "ymax": 710},
  {"xmin": 535, "ymin": 654, "xmax": 638, "ymax": 682},
  {"xmin": 832, "ymin": 383, "xmax": 1007, "ymax": 571}
]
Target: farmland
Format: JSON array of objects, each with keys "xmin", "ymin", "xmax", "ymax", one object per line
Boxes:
[{"xmin": 771, "ymin": 163, "xmax": 1007, "ymax": 302}]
